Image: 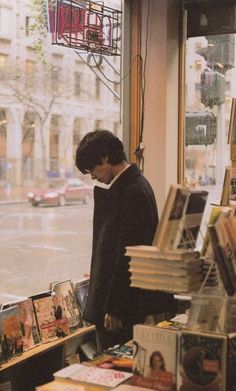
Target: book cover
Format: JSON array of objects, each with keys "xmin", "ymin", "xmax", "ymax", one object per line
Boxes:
[
  {"xmin": 2, "ymin": 298, "xmax": 40, "ymax": 351},
  {"xmin": 73, "ymin": 277, "xmax": 90, "ymax": 314},
  {"xmin": 52, "ymin": 280, "xmax": 81, "ymax": 332},
  {"xmin": 177, "ymin": 330, "xmax": 227, "ymax": 391},
  {"xmin": 54, "ymin": 363, "xmax": 133, "ymax": 389},
  {"xmin": 220, "ymin": 167, "xmax": 230, "ymax": 206},
  {"xmin": 132, "ymin": 324, "xmax": 177, "ymax": 391},
  {"xmin": 152, "ymin": 185, "xmax": 208, "ymax": 251},
  {"xmin": 33, "ymin": 295, "xmax": 70, "ymax": 343},
  {"xmin": 152, "ymin": 185, "xmax": 191, "ymax": 251},
  {"xmin": 200, "ymin": 205, "xmax": 231, "ymax": 258},
  {"xmin": 227, "ymin": 97, "xmax": 236, "ymax": 144},
  {"xmin": 174, "ymin": 190, "xmax": 208, "ymax": 250},
  {"xmin": 0, "ymin": 305, "xmax": 24, "ymax": 363}
]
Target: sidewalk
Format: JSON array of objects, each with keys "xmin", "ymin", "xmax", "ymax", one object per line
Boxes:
[{"xmin": 0, "ymin": 186, "xmax": 30, "ymax": 205}]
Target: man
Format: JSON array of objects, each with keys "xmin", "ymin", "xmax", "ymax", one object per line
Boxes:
[{"xmin": 75, "ymin": 130, "xmax": 175, "ymax": 352}]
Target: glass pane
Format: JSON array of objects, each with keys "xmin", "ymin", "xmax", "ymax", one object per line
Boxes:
[
  {"xmin": 0, "ymin": 0, "xmax": 122, "ymax": 298},
  {"xmin": 184, "ymin": 34, "xmax": 235, "ymax": 215}
]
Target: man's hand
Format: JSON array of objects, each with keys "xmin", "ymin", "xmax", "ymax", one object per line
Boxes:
[{"xmin": 104, "ymin": 313, "xmax": 123, "ymax": 332}]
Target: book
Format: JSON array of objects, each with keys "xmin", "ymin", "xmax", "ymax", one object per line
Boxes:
[
  {"xmin": 201, "ymin": 205, "xmax": 232, "ymax": 258},
  {"xmin": 220, "ymin": 166, "xmax": 230, "ymax": 206},
  {"xmin": 53, "ymin": 363, "xmax": 133, "ymax": 389},
  {"xmin": 112, "ymin": 385, "xmax": 151, "ymax": 391},
  {"xmin": 129, "ymin": 259, "xmax": 203, "ymax": 277},
  {"xmin": 131, "ymin": 271, "xmax": 202, "ymax": 286},
  {"xmin": 0, "ymin": 305, "xmax": 24, "ymax": 363},
  {"xmin": 132, "ymin": 324, "xmax": 177, "ymax": 390},
  {"xmin": 51, "ymin": 279, "xmax": 81, "ymax": 332},
  {"xmin": 176, "ymin": 190, "xmax": 208, "ymax": 250},
  {"xmin": 1, "ymin": 298, "xmax": 40, "ymax": 351},
  {"xmin": 73, "ymin": 277, "xmax": 90, "ymax": 315},
  {"xmin": 230, "ymin": 164, "xmax": 236, "ymax": 201},
  {"xmin": 177, "ymin": 330, "xmax": 227, "ymax": 391},
  {"xmin": 152, "ymin": 185, "xmax": 191, "ymax": 250},
  {"xmin": 130, "ymin": 278, "xmax": 202, "ymax": 294},
  {"xmin": 152, "ymin": 185, "xmax": 208, "ymax": 251},
  {"xmin": 208, "ymin": 224, "xmax": 236, "ymax": 296},
  {"xmin": 227, "ymin": 97, "xmax": 236, "ymax": 144},
  {"xmin": 33, "ymin": 295, "xmax": 70, "ymax": 343},
  {"xmin": 125, "ymin": 245, "xmax": 200, "ymax": 261},
  {"xmin": 36, "ymin": 379, "xmax": 86, "ymax": 390}
]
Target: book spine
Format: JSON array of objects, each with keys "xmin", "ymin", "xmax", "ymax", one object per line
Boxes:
[{"xmin": 208, "ymin": 225, "xmax": 236, "ymax": 296}]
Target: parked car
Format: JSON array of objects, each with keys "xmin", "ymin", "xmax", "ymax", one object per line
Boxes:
[{"xmin": 27, "ymin": 178, "xmax": 93, "ymax": 207}]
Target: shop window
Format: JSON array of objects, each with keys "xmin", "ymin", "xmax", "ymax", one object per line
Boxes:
[{"xmin": 184, "ymin": 2, "xmax": 236, "ymax": 205}]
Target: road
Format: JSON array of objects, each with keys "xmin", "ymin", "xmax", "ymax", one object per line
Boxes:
[{"xmin": 0, "ymin": 202, "xmax": 93, "ymax": 302}]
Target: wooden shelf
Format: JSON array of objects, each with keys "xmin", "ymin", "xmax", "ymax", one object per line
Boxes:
[{"xmin": 0, "ymin": 325, "xmax": 95, "ymax": 372}]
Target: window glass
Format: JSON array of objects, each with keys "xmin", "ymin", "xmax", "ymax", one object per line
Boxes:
[
  {"xmin": 185, "ymin": 34, "xmax": 235, "ymax": 219},
  {"xmin": 0, "ymin": 0, "xmax": 122, "ymax": 299}
]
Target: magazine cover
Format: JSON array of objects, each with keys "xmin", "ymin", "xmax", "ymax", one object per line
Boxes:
[
  {"xmin": 0, "ymin": 305, "xmax": 24, "ymax": 363},
  {"xmin": 52, "ymin": 279, "xmax": 81, "ymax": 331},
  {"xmin": 2, "ymin": 298, "xmax": 40, "ymax": 351},
  {"xmin": 132, "ymin": 324, "xmax": 177, "ymax": 391},
  {"xmin": 33, "ymin": 295, "xmax": 70, "ymax": 343}
]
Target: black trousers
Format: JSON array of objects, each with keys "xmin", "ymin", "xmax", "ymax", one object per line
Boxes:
[{"xmin": 95, "ymin": 325, "xmax": 133, "ymax": 354}]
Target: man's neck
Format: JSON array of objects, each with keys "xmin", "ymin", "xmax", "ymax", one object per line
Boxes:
[{"xmin": 112, "ymin": 161, "xmax": 129, "ymax": 177}]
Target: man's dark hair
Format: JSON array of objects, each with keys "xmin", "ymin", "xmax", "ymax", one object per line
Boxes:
[{"xmin": 75, "ymin": 130, "xmax": 126, "ymax": 174}]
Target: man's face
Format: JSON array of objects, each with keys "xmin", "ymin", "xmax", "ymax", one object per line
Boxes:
[{"xmin": 89, "ymin": 158, "xmax": 114, "ymax": 184}]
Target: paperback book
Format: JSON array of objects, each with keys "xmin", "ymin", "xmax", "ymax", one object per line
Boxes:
[
  {"xmin": 51, "ymin": 279, "xmax": 81, "ymax": 332},
  {"xmin": 208, "ymin": 219, "xmax": 236, "ymax": 295},
  {"xmin": 125, "ymin": 245, "xmax": 200, "ymax": 261},
  {"xmin": 152, "ymin": 185, "xmax": 208, "ymax": 251},
  {"xmin": 33, "ymin": 295, "xmax": 70, "ymax": 343},
  {"xmin": 130, "ymin": 272, "xmax": 202, "ymax": 294},
  {"xmin": 0, "ymin": 305, "xmax": 24, "ymax": 363},
  {"xmin": 73, "ymin": 277, "xmax": 90, "ymax": 313},
  {"xmin": 2, "ymin": 298, "xmax": 40, "ymax": 351},
  {"xmin": 177, "ymin": 330, "xmax": 227, "ymax": 391},
  {"xmin": 132, "ymin": 324, "xmax": 177, "ymax": 391},
  {"xmin": 53, "ymin": 363, "xmax": 133, "ymax": 390}
]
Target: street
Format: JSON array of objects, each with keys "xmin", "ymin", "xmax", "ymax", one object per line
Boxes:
[{"xmin": 0, "ymin": 202, "xmax": 93, "ymax": 302}]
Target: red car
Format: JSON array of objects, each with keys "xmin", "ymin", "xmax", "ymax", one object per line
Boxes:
[{"xmin": 27, "ymin": 178, "xmax": 93, "ymax": 207}]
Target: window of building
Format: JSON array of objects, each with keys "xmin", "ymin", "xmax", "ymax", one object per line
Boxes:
[
  {"xmin": 73, "ymin": 117, "xmax": 82, "ymax": 158},
  {"xmin": 74, "ymin": 72, "xmax": 81, "ymax": 97},
  {"xmin": 51, "ymin": 65, "xmax": 60, "ymax": 93},
  {"xmin": 0, "ymin": 7, "xmax": 12, "ymax": 38},
  {"xmin": 95, "ymin": 76, "xmax": 101, "ymax": 99},
  {"xmin": 25, "ymin": 60, "xmax": 35, "ymax": 88},
  {"xmin": 0, "ymin": 109, "xmax": 7, "ymax": 158},
  {"xmin": 184, "ymin": 2, "xmax": 236, "ymax": 212}
]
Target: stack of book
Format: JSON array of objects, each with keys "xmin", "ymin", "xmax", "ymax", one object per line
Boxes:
[{"xmin": 126, "ymin": 245, "xmax": 204, "ymax": 294}]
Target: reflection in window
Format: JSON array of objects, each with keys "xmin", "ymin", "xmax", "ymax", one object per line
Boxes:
[{"xmin": 185, "ymin": 34, "xmax": 235, "ymax": 205}]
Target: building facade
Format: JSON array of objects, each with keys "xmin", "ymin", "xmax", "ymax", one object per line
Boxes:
[{"xmin": 0, "ymin": 0, "xmax": 121, "ymax": 187}]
